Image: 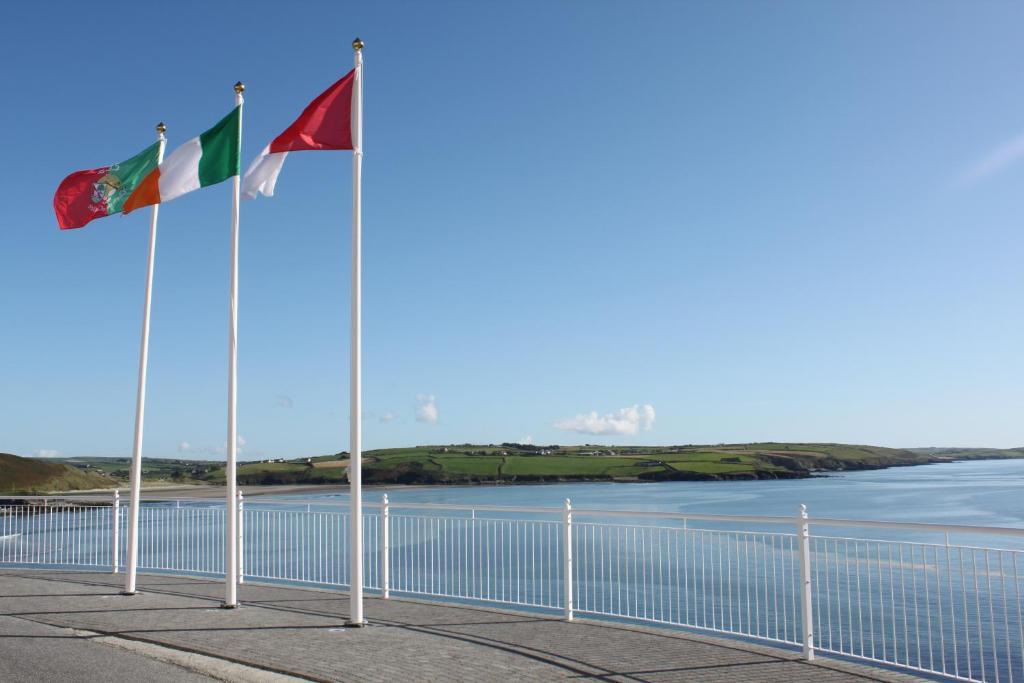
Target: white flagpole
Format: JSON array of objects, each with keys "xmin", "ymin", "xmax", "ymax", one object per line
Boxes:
[
  {"xmin": 347, "ymin": 36, "xmax": 365, "ymax": 626},
  {"xmin": 123, "ymin": 122, "xmax": 167, "ymax": 596},
  {"xmin": 224, "ymin": 81, "xmax": 245, "ymax": 608}
]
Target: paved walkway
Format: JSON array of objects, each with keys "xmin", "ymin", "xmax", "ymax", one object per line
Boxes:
[{"xmin": 0, "ymin": 569, "xmax": 924, "ymax": 682}]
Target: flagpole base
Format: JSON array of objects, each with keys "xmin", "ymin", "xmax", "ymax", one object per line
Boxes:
[
  {"xmin": 119, "ymin": 591, "xmax": 137, "ymax": 597},
  {"xmin": 220, "ymin": 603, "xmax": 240, "ymax": 610},
  {"xmin": 344, "ymin": 620, "xmax": 366, "ymax": 628}
]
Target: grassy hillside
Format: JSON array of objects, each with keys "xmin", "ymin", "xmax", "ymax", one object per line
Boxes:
[
  {"xmin": 12, "ymin": 444, "xmax": 1020, "ymax": 490},
  {"xmin": 0, "ymin": 453, "xmax": 117, "ymax": 493},
  {"xmin": 58, "ymin": 456, "xmax": 220, "ymax": 484},
  {"xmin": 204, "ymin": 459, "xmax": 350, "ymax": 486},
  {"xmin": 201, "ymin": 441, "xmax": 996, "ymax": 486}
]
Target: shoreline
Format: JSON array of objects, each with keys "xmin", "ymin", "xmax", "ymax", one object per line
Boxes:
[{"xmin": 5, "ymin": 455, "xmax": 1022, "ymax": 500}]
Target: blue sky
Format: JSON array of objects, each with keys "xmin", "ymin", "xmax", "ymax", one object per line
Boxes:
[{"xmin": 2, "ymin": 1, "xmax": 1024, "ymax": 460}]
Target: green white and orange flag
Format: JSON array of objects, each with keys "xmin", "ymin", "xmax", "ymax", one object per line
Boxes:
[{"xmin": 124, "ymin": 105, "xmax": 240, "ymax": 214}]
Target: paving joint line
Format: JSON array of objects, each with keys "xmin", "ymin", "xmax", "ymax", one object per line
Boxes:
[{"xmin": 2, "ymin": 610, "xmax": 324, "ymax": 683}]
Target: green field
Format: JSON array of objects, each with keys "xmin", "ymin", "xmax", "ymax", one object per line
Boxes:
[
  {"xmin": 203, "ymin": 460, "xmax": 351, "ymax": 485},
  {"xmin": 430, "ymin": 456, "xmax": 501, "ymax": 476},
  {"xmin": 501, "ymin": 455, "xmax": 650, "ymax": 477}
]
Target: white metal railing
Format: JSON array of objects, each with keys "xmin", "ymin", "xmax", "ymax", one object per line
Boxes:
[
  {"xmin": 387, "ymin": 512, "xmax": 564, "ymax": 609},
  {"xmin": 0, "ymin": 500, "xmax": 119, "ymax": 569},
  {"xmin": 571, "ymin": 520, "xmax": 804, "ymax": 642},
  {"xmin": 1, "ymin": 493, "xmax": 1022, "ymax": 683}
]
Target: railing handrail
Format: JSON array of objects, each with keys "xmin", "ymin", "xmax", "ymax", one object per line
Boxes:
[
  {"xmin": 806, "ymin": 515, "xmax": 1024, "ymax": 537},
  {"xmin": 385, "ymin": 502, "xmax": 564, "ymax": 514},
  {"xmin": 569, "ymin": 508, "xmax": 1024, "ymax": 538}
]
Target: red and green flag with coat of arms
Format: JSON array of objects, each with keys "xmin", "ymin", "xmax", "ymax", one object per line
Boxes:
[{"xmin": 53, "ymin": 141, "xmax": 161, "ymax": 230}]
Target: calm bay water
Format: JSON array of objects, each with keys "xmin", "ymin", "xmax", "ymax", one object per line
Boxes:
[{"xmin": 267, "ymin": 458, "xmax": 1024, "ymax": 531}]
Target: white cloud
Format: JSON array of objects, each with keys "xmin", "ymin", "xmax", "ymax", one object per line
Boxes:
[
  {"xmin": 554, "ymin": 404, "xmax": 656, "ymax": 436},
  {"xmin": 276, "ymin": 394, "xmax": 294, "ymax": 409},
  {"xmin": 959, "ymin": 130, "xmax": 1024, "ymax": 185},
  {"xmin": 416, "ymin": 394, "xmax": 438, "ymax": 423},
  {"xmin": 521, "ymin": 435, "xmax": 534, "ymax": 445},
  {"xmin": 379, "ymin": 411, "xmax": 397, "ymax": 423},
  {"xmin": 640, "ymin": 404, "xmax": 656, "ymax": 430},
  {"xmin": 33, "ymin": 448, "xmax": 61, "ymax": 458},
  {"xmin": 203, "ymin": 434, "xmax": 247, "ymax": 456},
  {"xmin": 177, "ymin": 441, "xmax": 191, "ymax": 453}
]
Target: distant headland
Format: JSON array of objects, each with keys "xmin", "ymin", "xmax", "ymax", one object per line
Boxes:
[{"xmin": 3, "ymin": 443, "xmax": 1023, "ymax": 494}]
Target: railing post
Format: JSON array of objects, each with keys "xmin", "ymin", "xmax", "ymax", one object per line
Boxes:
[
  {"xmin": 380, "ymin": 494, "xmax": 390, "ymax": 599},
  {"xmin": 111, "ymin": 489, "xmax": 120, "ymax": 574},
  {"xmin": 237, "ymin": 490, "xmax": 245, "ymax": 585},
  {"xmin": 797, "ymin": 503, "xmax": 814, "ymax": 661},
  {"xmin": 563, "ymin": 498, "xmax": 573, "ymax": 622}
]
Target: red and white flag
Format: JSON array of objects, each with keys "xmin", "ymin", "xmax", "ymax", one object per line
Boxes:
[{"xmin": 241, "ymin": 70, "xmax": 355, "ymax": 199}]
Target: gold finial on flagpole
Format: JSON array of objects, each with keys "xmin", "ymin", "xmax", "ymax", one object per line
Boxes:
[
  {"xmin": 156, "ymin": 122, "xmax": 167, "ymax": 134},
  {"xmin": 352, "ymin": 37, "xmax": 364, "ymax": 51},
  {"xmin": 234, "ymin": 81, "xmax": 245, "ymax": 94}
]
